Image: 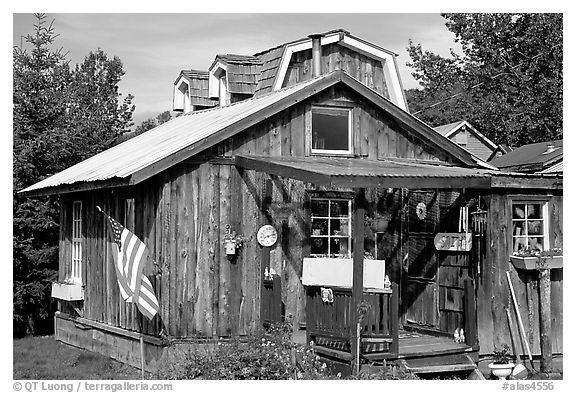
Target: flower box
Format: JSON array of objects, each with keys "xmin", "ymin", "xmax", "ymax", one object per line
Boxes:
[
  {"xmin": 51, "ymin": 282, "xmax": 84, "ymax": 301},
  {"xmin": 510, "ymin": 255, "xmax": 563, "ymax": 270}
]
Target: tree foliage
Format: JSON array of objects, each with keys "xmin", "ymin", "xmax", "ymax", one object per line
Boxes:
[
  {"xmin": 405, "ymin": 13, "xmax": 562, "ymax": 147},
  {"xmin": 13, "ymin": 14, "xmax": 134, "ymax": 336}
]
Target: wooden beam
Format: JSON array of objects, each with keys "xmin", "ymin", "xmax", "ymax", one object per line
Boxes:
[
  {"xmin": 329, "ymin": 175, "xmax": 491, "ymax": 190},
  {"xmin": 21, "ymin": 178, "xmax": 131, "ymax": 197},
  {"xmin": 235, "ymin": 155, "xmax": 332, "ymax": 186},
  {"xmin": 390, "ymin": 282, "xmax": 400, "ymax": 354},
  {"xmin": 464, "ymin": 277, "xmax": 479, "ymax": 348},
  {"xmin": 56, "ymin": 312, "xmax": 164, "ymax": 346},
  {"xmin": 260, "ymin": 179, "xmax": 273, "ymax": 328},
  {"xmin": 351, "ymin": 189, "xmax": 365, "ymax": 374},
  {"xmin": 539, "ymin": 268, "xmax": 553, "ymax": 373},
  {"xmin": 490, "ymin": 175, "xmax": 563, "ymax": 190}
]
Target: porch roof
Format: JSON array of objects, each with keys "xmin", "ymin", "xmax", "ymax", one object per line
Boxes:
[{"xmin": 235, "ymin": 155, "xmax": 493, "ymax": 189}]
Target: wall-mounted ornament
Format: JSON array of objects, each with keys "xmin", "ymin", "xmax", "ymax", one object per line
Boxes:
[
  {"xmin": 257, "ymin": 224, "xmax": 278, "ymax": 247},
  {"xmin": 416, "ymin": 202, "xmax": 427, "ymax": 220}
]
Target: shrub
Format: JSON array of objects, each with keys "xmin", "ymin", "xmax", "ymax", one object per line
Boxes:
[{"xmin": 157, "ymin": 322, "xmax": 333, "ymax": 380}]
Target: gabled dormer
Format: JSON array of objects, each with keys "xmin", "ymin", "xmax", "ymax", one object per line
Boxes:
[
  {"xmin": 208, "ymin": 54, "xmax": 262, "ymax": 107},
  {"xmin": 173, "ymin": 70, "xmax": 218, "ymax": 114}
]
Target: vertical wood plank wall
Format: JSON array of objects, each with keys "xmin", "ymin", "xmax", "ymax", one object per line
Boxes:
[
  {"xmin": 476, "ymin": 192, "xmax": 563, "ymax": 356},
  {"xmin": 57, "ymin": 82, "xmax": 562, "ymax": 356},
  {"xmin": 282, "ymin": 43, "xmax": 391, "ymax": 100}
]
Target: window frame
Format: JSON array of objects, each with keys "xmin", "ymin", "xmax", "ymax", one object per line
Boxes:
[
  {"xmin": 309, "ymin": 197, "xmax": 353, "ymax": 258},
  {"xmin": 70, "ymin": 200, "xmax": 83, "ymax": 283},
  {"xmin": 310, "ymin": 105, "xmax": 353, "ymax": 155},
  {"xmin": 509, "ymin": 196, "xmax": 551, "ymax": 254}
]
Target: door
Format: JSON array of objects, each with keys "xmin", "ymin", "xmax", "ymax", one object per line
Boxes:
[{"xmin": 403, "ymin": 190, "xmax": 440, "ymax": 329}]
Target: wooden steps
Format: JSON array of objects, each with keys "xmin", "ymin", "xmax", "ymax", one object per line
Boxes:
[{"xmin": 398, "ymin": 354, "xmax": 483, "ymax": 379}]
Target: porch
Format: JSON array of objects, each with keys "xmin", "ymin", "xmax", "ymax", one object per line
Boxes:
[
  {"xmin": 302, "ymin": 278, "xmax": 479, "ymax": 372},
  {"xmin": 235, "ymin": 154, "xmax": 488, "ymax": 374}
]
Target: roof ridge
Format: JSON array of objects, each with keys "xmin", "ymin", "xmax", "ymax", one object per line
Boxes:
[{"xmin": 181, "ymin": 72, "xmax": 339, "ymax": 118}]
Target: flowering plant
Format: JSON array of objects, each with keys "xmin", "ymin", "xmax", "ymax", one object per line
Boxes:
[{"xmin": 512, "ymin": 246, "xmax": 562, "ymax": 258}]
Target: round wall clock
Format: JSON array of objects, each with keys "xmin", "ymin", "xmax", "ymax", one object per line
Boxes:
[{"xmin": 257, "ymin": 225, "xmax": 278, "ymax": 247}]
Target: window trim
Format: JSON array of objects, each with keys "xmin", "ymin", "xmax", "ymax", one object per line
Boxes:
[
  {"xmin": 310, "ymin": 197, "xmax": 353, "ymax": 258},
  {"xmin": 310, "ymin": 105, "xmax": 353, "ymax": 155},
  {"xmin": 508, "ymin": 196, "xmax": 551, "ymax": 254},
  {"xmin": 70, "ymin": 200, "xmax": 83, "ymax": 284}
]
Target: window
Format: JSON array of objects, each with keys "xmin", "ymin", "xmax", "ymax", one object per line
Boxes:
[
  {"xmin": 455, "ymin": 131, "xmax": 468, "ymax": 147},
  {"xmin": 310, "ymin": 198, "xmax": 352, "ymax": 257},
  {"xmin": 512, "ymin": 201, "xmax": 549, "ymax": 253},
  {"xmin": 71, "ymin": 201, "xmax": 83, "ymax": 283},
  {"xmin": 311, "ymin": 106, "xmax": 352, "ymax": 154}
]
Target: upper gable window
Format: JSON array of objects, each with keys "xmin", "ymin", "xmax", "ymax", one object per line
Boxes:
[{"xmin": 311, "ymin": 106, "xmax": 352, "ymax": 154}]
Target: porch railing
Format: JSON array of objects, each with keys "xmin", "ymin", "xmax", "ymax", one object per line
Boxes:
[
  {"xmin": 262, "ymin": 274, "xmax": 282, "ymax": 327},
  {"xmin": 306, "ymin": 283, "xmax": 399, "ymax": 355}
]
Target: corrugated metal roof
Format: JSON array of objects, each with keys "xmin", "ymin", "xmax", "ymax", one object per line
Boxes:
[
  {"xmin": 22, "ymin": 75, "xmax": 328, "ymax": 194},
  {"xmin": 235, "ymin": 155, "xmax": 493, "ymax": 189}
]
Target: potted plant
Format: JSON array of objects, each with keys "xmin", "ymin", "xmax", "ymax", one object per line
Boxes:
[
  {"xmin": 510, "ymin": 247, "xmax": 563, "ymax": 270},
  {"xmin": 488, "ymin": 345, "xmax": 514, "ymax": 380}
]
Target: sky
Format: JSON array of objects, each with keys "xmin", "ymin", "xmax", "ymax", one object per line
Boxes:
[{"xmin": 12, "ymin": 13, "xmax": 462, "ymax": 127}]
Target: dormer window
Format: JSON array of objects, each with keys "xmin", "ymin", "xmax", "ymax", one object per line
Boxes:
[
  {"xmin": 218, "ymin": 73, "xmax": 229, "ymax": 106},
  {"xmin": 311, "ymin": 106, "xmax": 353, "ymax": 155},
  {"xmin": 178, "ymin": 81, "xmax": 190, "ymax": 113},
  {"xmin": 209, "ymin": 62, "xmax": 229, "ymax": 107}
]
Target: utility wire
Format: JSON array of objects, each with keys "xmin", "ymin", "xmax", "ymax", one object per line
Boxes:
[{"xmin": 411, "ymin": 44, "xmax": 561, "ymax": 115}]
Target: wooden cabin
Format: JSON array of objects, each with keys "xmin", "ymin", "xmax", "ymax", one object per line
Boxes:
[
  {"xmin": 433, "ymin": 120, "xmax": 505, "ymax": 162},
  {"xmin": 22, "ymin": 30, "xmax": 562, "ymax": 376}
]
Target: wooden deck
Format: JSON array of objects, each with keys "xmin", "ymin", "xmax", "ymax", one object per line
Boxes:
[{"xmin": 312, "ymin": 329, "xmax": 477, "ymax": 364}]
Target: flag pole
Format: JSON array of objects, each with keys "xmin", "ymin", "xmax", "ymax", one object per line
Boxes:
[{"xmin": 138, "ymin": 313, "xmax": 145, "ymax": 380}]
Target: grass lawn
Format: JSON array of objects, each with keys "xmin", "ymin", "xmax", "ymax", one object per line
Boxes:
[{"xmin": 13, "ymin": 335, "xmax": 142, "ymax": 380}]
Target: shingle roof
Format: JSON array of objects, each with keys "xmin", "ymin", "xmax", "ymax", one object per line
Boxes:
[
  {"xmin": 215, "ymin": 54, "xmax": 263, "ymax": 65},
  {"xmin": 491, "ymin": 140, "xmax": 563, "ymax": 169},
  {"xmin": 433, "ymin": 121, "xmax": 465, "ymax": 136}
]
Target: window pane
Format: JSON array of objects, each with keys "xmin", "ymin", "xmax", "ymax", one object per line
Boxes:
[
  {"xmin": 311, "ymin": 199, "xmax": 329, "ymax": 217},
  {"xmin": 311, "ymin": 237, "xmax": 328, "ymax": 255},
  {"xmin": 312, "ymin": 110, "xmax": 349, "ymax": 151},
  {"xmin": 312, "ymin": 219, "xmax": 328, "ymax": 236},
  {"xmin": 331, "ymin": 219, "xmax": 349, "ymax": 236},
  {"xmin": 528, "ymin": 237, "xmax": 543, "ymax": 251},
  {"xmin": 330, "ymin": 200, "xmax": 349, "ymax": 217},
  {"xmin": 527, "ymin": 220, "xmax": 543, "ymax": 235},
  {"xmin": 512, "ymin": 221, "xmax": 526, "ymax": 236},
  {"xmin": 330, "ymin": 238, "xmax": 349, "ymax": 257},
  {"xmin": 513, "ymin": 237, "xmax": 527, "ymax": 253},
  {"xmin": 512, "ymin": 204, "xmax": 526, "ymax": 219},
  {"xmin": 527, "ymin": 204, "xmax": 542, "ymax": 219}
]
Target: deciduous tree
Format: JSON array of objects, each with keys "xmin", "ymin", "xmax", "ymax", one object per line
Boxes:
[{"xmin": 406, "ymin": 13, "xmax": 562, "ymax": 147}]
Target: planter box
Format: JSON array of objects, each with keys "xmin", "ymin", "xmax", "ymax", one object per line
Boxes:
[
  {"xmin": 302, "ymin": 257, "xmax": 386, "ymax": 289},
  {"xmin": 510, "ymin": 255, "xmax": 563, "ymax": 270},
  {"xmin": 51, "ymin": 282, "xmax": 84, "ymax": 301}
]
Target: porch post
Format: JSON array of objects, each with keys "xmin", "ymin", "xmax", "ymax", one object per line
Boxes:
[{"xmin": 351, "ymin": 188, "xmax": 365, "ymax": 374}]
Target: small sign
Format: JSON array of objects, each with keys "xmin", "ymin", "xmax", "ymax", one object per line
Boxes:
[{"xmin": 434, "ymin": 232, "xmax": 472, "ymax": 252}]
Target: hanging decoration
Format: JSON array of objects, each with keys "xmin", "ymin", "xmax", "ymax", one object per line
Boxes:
[{"xmin": 416, "ymin": 202, "xmax": 427, "ymax": 220}]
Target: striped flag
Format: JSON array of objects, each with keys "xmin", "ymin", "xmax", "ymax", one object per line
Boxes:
[{"xmin": 98, "ymin": 206, "xmax": 160, "ymax": 320}]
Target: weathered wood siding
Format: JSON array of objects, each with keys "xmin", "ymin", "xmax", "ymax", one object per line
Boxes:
[
  {"xmin": 449, "ymin": 128, "xmax": 495, "ymax": 162},
  {"xmin": 476, "ymin": 191, "xmax": 563, "ymax": 355},
  {"xmin": 282, "ymin": 43, "xmax": 390, "ymax": 99}
]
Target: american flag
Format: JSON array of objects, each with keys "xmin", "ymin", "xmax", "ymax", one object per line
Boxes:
[{"xmin": 98, "ymin": 206, "xmax": 159, "ymax": 320}]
